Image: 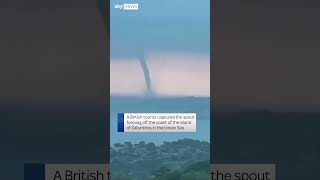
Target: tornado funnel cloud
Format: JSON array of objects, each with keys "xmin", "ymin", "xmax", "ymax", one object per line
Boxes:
[{"xmin": 138, "ymin": 54, "xmax": 153, "ymax": 96}]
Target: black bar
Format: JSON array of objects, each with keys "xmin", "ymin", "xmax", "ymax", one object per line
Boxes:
[
  {"xmin": 210, "ymin": 0, "xmax": 216, "ymax": 163},
  {"xmin": 96, "ymin": 0, "xmax": 110, "ymax": 163}
]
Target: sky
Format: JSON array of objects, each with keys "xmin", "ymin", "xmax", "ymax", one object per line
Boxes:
[
  {"xmin": 110, "ymin": 0, "xmax": 210, "ymax": 57},
  {"xmin": 110, "ymin": 53, "xmax": 210, "ymax": 96},
  {"xmin": 0, "ymin": 0, "xmax": 320, "ymax": 110},
  {"xmin": 110, "ymin": 0, "xmax": 210, "ymax": 97}
]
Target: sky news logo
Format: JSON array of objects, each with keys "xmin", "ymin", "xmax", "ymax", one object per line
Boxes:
[{"xmin": 114, "ymin": 3, "xmax": 139, "ymax": 10}]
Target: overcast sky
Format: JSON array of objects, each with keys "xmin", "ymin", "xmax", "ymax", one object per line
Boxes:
[
  {"xmin": 110, "ymin": 53, "xmax": 210, "ymax": 97},
  {"xmin": 1, "ymin": 0, "xmax": 320, "ymax": 110},
  {"xmin": 110, "ymin": 0, "xmax": 210, "ymax": 58},
  {"xmin": 110, "ymin": 0, "xmax": 210, "ymax": 97}
]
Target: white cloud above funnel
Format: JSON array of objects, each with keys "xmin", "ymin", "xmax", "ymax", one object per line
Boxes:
[{"xmin": 110, "ymin": 52, "xmax": 210, "ymax": 97}]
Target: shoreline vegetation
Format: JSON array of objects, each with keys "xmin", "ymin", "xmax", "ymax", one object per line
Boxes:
[{"xmin": 110, "ymin": 138, "xmax": 210, "ymax": 180}]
